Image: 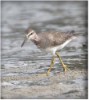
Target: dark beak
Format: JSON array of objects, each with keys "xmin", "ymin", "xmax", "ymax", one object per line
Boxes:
[{"xmin": 21, "ymin": 36, "xmax": 27, "ymax": 47}]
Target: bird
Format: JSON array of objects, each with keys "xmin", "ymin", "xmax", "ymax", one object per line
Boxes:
[{"xmin": 21, "ymin": 28, "xmax": 77, "ymax": 76}]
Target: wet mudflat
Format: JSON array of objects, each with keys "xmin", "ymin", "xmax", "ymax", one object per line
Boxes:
[
  {"xmin": 1, "ymin": 68, "xmax": 88, "ymax": 99},
  {"xmin": 1, "ymin": 1, "xmax": 88, "ymax": 99}
]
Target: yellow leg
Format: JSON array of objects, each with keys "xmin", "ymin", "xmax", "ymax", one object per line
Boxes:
[
  {"xmin": 56, "ymin": 52, "xmax": 70, "ymax": 72},
  {"xmin": 46, "ymin": 56, "xmax": 55, "ymax": 76}
]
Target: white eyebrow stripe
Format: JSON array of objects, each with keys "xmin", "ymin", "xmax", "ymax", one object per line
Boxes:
[{"xmin": 27, "ymin": 30, "xmax": 34, "ymax": 37}]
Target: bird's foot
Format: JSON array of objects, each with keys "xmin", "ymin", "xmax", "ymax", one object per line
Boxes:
[
  {"xmin": 46, "ymin": 66, "xmax": 53, "ymax": 76},
  {"xmin": 46, "ymin": 71, "xmax": 50, "ymax": 76},
  {"xmin": 62, "ymin": 64, "xmax": 70, "ymax": 72}
]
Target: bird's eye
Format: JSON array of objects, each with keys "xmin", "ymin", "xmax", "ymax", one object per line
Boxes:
[
  {"xmin": 27, "ymin": 32, "xmax": 34, "ymax": 38},
  {"xmin": 30, "ymin": 32, "xmax": 33, "ymax": 35}
]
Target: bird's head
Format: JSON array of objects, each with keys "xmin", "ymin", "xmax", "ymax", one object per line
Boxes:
[
  {"xmin": 21, "ymin": 29, "xmax": 37, "ymax": 47},
  {"xmin": 26, "ymin": 29, "xmax": 37, "ymax": 40}
]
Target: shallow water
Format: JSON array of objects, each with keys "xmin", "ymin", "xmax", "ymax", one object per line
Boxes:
[{"xmin": 1, "ymin": 1, "xmax": 88, "ymax": 99}]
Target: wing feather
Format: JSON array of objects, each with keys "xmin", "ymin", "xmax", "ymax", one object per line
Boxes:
[{"xmin": 38, "ymin": 31, "xmax": 74, "ymax": 49}]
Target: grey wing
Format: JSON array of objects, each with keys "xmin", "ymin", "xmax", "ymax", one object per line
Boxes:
[
  {"xmin": 38, "ymin": 31, "xmax": 73, "ymax": 48},
  {"xmin": 46, "ymin": 32, "xmax": 73, "ymax": 47}
]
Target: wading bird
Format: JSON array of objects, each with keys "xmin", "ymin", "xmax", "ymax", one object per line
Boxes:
[{"xmin": 21, "ymin": 29, "xmax": 76, "ymax": 76}]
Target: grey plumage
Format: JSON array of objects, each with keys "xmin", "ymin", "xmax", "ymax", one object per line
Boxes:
[
  {"xmin": 32, "ymin": 31, "xmax": 75, "ymax": 49},
  {"xmin": 21, "ymin": 29, "xmax": 77, "ymax": 54}
]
